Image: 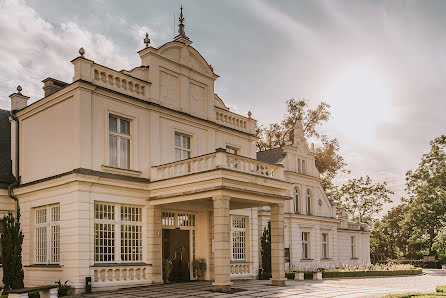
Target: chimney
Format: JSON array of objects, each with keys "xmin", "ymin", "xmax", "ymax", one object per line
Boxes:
[
  {"xmin": 9, "ymin": 86, "xmax": 29, "ymax": 111},
  {"xmin": 42, "ymin": 78, "xmax": 69, "ymax": 97}
]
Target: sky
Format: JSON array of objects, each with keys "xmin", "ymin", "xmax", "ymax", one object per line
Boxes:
[{"xmin": 0, "ymin": 0, "xmax": 445, "ymax": 213}]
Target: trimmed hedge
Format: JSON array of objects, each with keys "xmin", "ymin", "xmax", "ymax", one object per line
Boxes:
[
  {"xmin": 384, "ymin": 293, "xmax": 446, "ymax": 298},
  {"xmin": 381, "ymin": 259, "xmax": 442, "ymax": 269},
  {"xmin": 437, "ymin": 286, "xmax": 446, "ymax": 293},
  {"xmin": 323, "ymin": 268, "xmax": 422, "ymax": 278},
  {"xmin": 285, "ymin": 272, "xmax": 295, "ymax": 279}
]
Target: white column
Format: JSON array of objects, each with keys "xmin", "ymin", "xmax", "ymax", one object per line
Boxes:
[
  {"xmin": 148, "ymin": 205, "xmax": 162, "ymax": 283},
  {"xmin": 212, "ymin": 195, "xmax": 232, "ymax": 292},
  {"xmin": 271, "ymin": 203, "xmax": 286, "ymax": 286}
]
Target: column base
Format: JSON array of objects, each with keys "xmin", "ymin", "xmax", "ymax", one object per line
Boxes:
[
  {"xmin": 212, "ymin": 282, "xmax": 233, "ymax": 293},
  {"xmin": 271, "ymin": 278, "xmax": 287, "ymax": 286}
]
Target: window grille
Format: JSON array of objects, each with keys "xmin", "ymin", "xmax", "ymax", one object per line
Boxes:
[
  {"xmin": 109, "ymin": 115, "xmax": 131, "ymax": 169},
  {"xmin": 175, "ymin": 133, "xmax": 191, "ymax": 161},
  {"xmin": 178, "ymin": 213, "xmax": 195, "ymax": 227},
  {"xmin": 94, "ymin": 203, "xmax": 142, "ymax": 263},
  {"xmin": 302, "ymin": 232, "xmax": 309, "ymax": 259},
  {"xmin": 231, "ymin": 216, "xmax": 247, "ymax": 261},
  {"xmin": 351, "ymin": 236, "xmax": 356, "ymax": 258},
  {"xmin": 321, "ymin": 233, "xmax": 328, "ymax": 258},
  {"xmin": 162, "ymin": 212, "xmax": 175, "ymax": 226},
  {"xmin": 35, "ymin": 204, "xmax": 60, "ymax": 264}
]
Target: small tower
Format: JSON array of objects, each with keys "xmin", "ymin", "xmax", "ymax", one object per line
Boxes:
[{"xmin": 293, "ymin": 120, "xmax": 305, "ymax": 147}]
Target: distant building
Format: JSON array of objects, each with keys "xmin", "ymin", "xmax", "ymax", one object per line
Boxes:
[{"xmin": 0, "ymin": 9, "xmax": 369, "ymax": 293}]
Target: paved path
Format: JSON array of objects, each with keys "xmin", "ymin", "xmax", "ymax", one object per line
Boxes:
[{"xmin": 74, "ymin": 269, "xmax": 446, "ymax": 297}]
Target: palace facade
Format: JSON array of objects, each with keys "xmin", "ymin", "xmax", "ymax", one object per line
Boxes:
[{"xmin": 0, "ymin": 11, "xmax": 369, "ymax": 293}]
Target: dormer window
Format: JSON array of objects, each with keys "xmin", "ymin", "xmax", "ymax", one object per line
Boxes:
[
  {"xmin": 109, "ymin": 115, "xmax": 131, "ymax": 169},
  {"xmin": 226, "ymin": 146, "xmax": 238, "ymax": 155}
]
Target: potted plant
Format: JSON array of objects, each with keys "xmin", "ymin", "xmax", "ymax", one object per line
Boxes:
[
  {"xmin": 192, "ymin": 258, "xmax": 207, "ymax": 280},
  {"xmin": 56, "ymin": 280, "xmax": 72, "ymax": 297},
  {"xmin": 163, "ymin": 258, "xmax": 173, "ymax": 283}
]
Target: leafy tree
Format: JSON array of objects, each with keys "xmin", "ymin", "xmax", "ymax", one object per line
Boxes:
[
  {"xmin": 260, "ymin": 221, "xmax": 271, "ymax": 279},
  {"xmin": 334, "ymin": 175, "xmax": 393, "ymax": 224},
  {"xmin": 1, "ymin": 209, "xmax": 24, "ymax": 290},
  {"xmin": 370, "ymin": 204, "xmax": 408, "ymax": 261},
  {"xmin": 405, "ymin": 135, "xmax": 446, "ymax": 255},
  {"xmin": 256, "ymin": 99, "xmax": 346, "ymax": 189},
  {"xmin": 433, "ymin": 228, "xmax": 446, "ymax": 264}
]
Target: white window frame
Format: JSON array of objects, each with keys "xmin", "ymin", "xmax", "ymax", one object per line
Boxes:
[
  {"xmin": 351, "ymin": 236, "xmax": 356, "ymax": 258},
  {"xmin": 231, "ymin": 216, "xmax": 247, "ymax": 261},
  {"xmin": 306, "ymin": 189, "xmax": 312, "ymax": 215},
  {"xmin": 94, "ymin": 202, "xmax": 143, "ymax": 263},
  {"xmin": 34, "ymin": 204, "xmax": 60, "ymax": 264},
  {"xmin": 174, "ymin": 132, "xmax": 191, "ymax": 161},
  {"xmin": 226, "ymin": 146, "xmax": 239, "ymax": 155},
  {"xmin": 108, "ymin": 114, "xmax": 131, "ymax": 170},
  {"xmin": 294, "ymin": 187, "xmax": 300, "ymax": 213},
  {"xmin": 321, "ymin": 233, "xmax": 329, "ymax": 259},
  {"xmin": 302, "ymin": 232, "xmax": 310, "ymax": 259}
]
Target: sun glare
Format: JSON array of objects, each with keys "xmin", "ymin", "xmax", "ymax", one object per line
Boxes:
[{"xmin": 323, "ymin": 65, "xmax": 393, "ymax": 144}]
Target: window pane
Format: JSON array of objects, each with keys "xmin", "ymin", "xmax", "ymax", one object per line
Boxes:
[
  {"xmin": 183, "ymin": 150, "xmax": 190, "ymax": 159},
  {"xmin": 175, "ymin": 149, "xmax": 181, "ymax": 161},
  {"xmin": 109, "ymin": 116, "xmax": 117, "ymax": 132},
  {"xmin": 175, "ymin": 134, "xmax": 181, "ymax": 147},
  {"xmin": 120, "ymin": 119, "xmax": 130, "ymax": 135},
  {"xmin": 183, "ymin": 136, "xmax": 190, "ymax": 149},
  {"xmin": 109, "ymin": 135, "xmax": 118, "ymax": 167},
  {"xmin": 120, "ymin": 138, "xmax": 130, "ymax": 169}
]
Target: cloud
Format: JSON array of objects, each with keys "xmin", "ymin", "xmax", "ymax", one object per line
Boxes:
[{"xmin": 0, "ymin": 0, "xmax": 138, "ymax": 109}]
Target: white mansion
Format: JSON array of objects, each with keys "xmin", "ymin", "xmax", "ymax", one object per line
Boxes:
[{"xmin": 0, "ymin": 10, "xmax": 369, "ymax": 293}]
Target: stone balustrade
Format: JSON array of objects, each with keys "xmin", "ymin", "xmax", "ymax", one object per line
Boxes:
[
  {"xmin": 92, "ymin": 265, "xmax": 150, "ymax": 284},
  {"xmin": 230, "ymin": 262, "xmax": 251, "ymax": 276},
  {"xmin": 215, "ymin": 107, "xmax": 256, "ymax": 134},
  {"xmin": 92, "ymin": 65, "xmax": 150, "ymax": 100},
  {"xmin": 151, "ymin": 150, "xmax": 284, "ymax": 181}
]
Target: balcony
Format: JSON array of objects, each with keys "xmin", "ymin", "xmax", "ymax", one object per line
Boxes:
[
  {"xmin": 215, "ymin": 107, "xmax": 256, "ymax": 135},
  {"xmin": 151, "ymin": 149, "xmax": 284, "ymax": 181}
]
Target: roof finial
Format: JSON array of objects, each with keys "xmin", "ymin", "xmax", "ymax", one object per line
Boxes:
[
  {"xmin": 144, "ymin": 32, "xmax": 151, "ymax": 48},
  {"xmin": 17, "ymin": 85, "xmax": 22, "ymax": 95},
  {"xmin": 178, "ymin": 5, "xmax": 187, "ymax": 38},
  {"xmin": 79, "ymin": 47, "xmax": 85, "ymax": 57}
]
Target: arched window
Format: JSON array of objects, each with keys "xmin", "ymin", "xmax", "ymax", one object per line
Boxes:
[
  {"xmin": 306, "ymin": 189, "xmax": 312, "ymax": 215},
  {"xmin": 294, "ymin": 187, "xmax": 299, "ymax": 213}
]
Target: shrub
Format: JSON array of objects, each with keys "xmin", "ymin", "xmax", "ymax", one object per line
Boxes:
[
  {"xmin": 437, "ymin": 286, "xmax": 446, "ymax": 293},
  {"xmin": 162, "ymin": 258, "xmax": 173, "ymax": 282},
  {"xmin": 285, "ymin": 271, "xmax": 295, "ymax": 279},
  {"xmin": 260, "ymin": 222, "xmax": 271, "ymax": 279},
  {"xmin": 56, "ymin": 280, "xmax": 72, "ymax": 297},
  {"xmin": 323, "ymin": 268, "xmax": 422, "ymax": 278},
  {"xmin": 1, "ymin": 210, "xmax": 24, "ymax": 291}
]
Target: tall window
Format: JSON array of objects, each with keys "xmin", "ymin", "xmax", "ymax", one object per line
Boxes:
[
  {"xmin": 35, "ymin": 205, "xmax": 60, "ymax": 264},
  {"xmin": 175, "ymin": 133, "xmax": 191, "ymax": 161},
  {"xmin": 351, "ymin": 236, "xmax": 356, "ymax": 258},
  {"xmin": 231, "ymin": 216, "xmax": 246, "ymax": 261},
  {"xmin": 226, "ymin": 146, "xmax": 238, "ymax": 155},
  {"xmin": 302, "ymin": 232, "xmax": 309, "ymax": 259},
  {"xmin": 109, "ymin": 115, "xmax": 131, "ymax": 169},
  {"xmin": 294, "ymin": 187, "xmax": 299, "ymax": 213},
  {"xmin": 306, "ymin": 189, "xmax": 312, "ymax": 215},
  {"xmin": 321, "ymin": 233, "xmax": 328, "ymax": 258},
  {"xmin": 297, "ymin": 159, "xmax": 301, "ymax": 173},
  {"xmin": 94, "ymin": 203, "xmax": 143, "ymax": 263},
  {"xmin": 302, "ymin": 159, "xmax": 306, "ymax": 174}
]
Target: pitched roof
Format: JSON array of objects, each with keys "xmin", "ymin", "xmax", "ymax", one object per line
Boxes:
[
  {"xmin": 0, "ymin": 109, "xmax": 11, "ymax": 188},
  {"xmin": 256, "ymin": 147, "xmax": 286, "ymax": 164}
]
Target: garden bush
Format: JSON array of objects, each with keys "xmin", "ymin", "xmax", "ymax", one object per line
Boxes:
[
  {"xmin": 436, "ymin": 286, "xmax": 446, "ymax": 293},
  {"xmin": 323, "ymin": 268, "xmax": 422, "ymax": 278},
  {"xmin": 285, "ymin": 271, "xmax": 295, "ymax": 279}
]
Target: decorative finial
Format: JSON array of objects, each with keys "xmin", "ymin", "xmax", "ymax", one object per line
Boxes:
[
  {"xmin": 17, "ymin": 85, "xmax": 22, "ymax": 95},
  {"xmin": 79, "ymin": 47, "xmax": 85, "ymax": 57},
  {"xmin": 144, "ymin": 33, "xmax": 150, "ymax": 48},
  {"xmin": 178, "ymin": 5, "xmax": 187, "ymax": 38},
  {"xmin": 248, "ymin": 111, "xmax": 252, "ymax": 118}
]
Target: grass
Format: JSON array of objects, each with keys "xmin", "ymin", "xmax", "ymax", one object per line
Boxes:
[{"xmin": 383, "ymin": 285, "xmax": 446, "ymax": 298}]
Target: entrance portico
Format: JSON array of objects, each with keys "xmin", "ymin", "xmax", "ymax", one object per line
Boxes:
[{"xmin": 148, "ymin": 154, "xmax": 292, "ymax": 292}]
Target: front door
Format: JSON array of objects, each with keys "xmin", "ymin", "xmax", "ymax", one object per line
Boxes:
[{"xmin": 162, "ymin": 229, "xmax": 190, "ymax": 282}]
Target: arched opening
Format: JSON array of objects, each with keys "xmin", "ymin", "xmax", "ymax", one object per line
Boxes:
[
  {"xmin": 293, "ymin": 187, "xmax": 300, "ymax": 213},
  {"xmin": 305, "ymin": 189, "xmax": 312, "ymax": 215}
]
